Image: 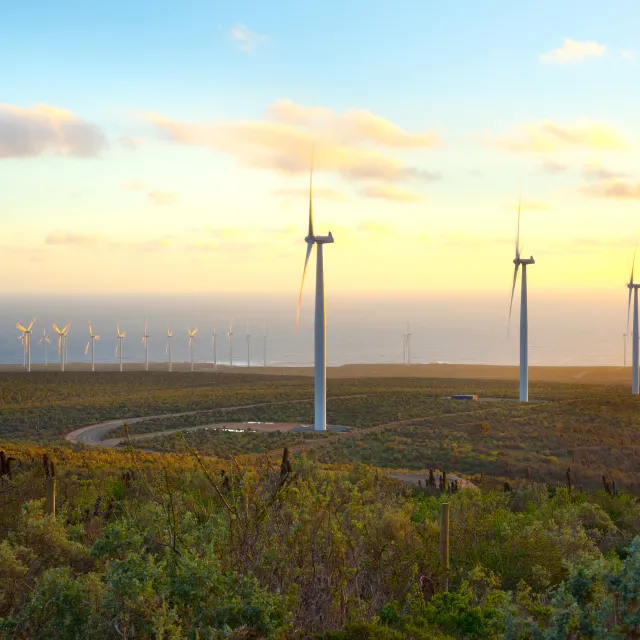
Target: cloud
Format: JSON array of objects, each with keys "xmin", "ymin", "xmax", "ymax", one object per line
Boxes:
[
  {"xmin": 540, "ymin": 157, "xmax": 569, "ymax": 174},
  {"xmin": 122, "ymin": 179, "xmax": 147, "ymax": 190},
  {"xmin": 268, "ymin": 99, "xmax": 443, "ymax": 148},
  {"xmin": 356, "ymin": 221, "xmax": 396, "ymax": 235},
  {"xmin": 621, "ymin": 49, "xmax": 637, "ymax": 63},
  {"xmin": 230, "ymin": 24, "xmax": 267, "ymax": 52},
  {"xmin": 0, "ymin": 104, "xmax": 106, "ymax": 158},
  {"xmin": 485, "ymin": 120, "xmax": 631, "ymax": 153},
  {"xmin": 148, "ymin": 190, "xmax": 179, "ymax": 206},
  {"xmin": 360, "ymin": 184, "xmax": 425, "ymax": 202},
  {"xmin": 45, "ymin": 232, "xmax": 104, "ymax": 246},
  {"xmin": 539, "ymin": 39, "xmax": 606, "ymax": 64},
  {"xmin": 273, "ymin": 186, "xmax": 349, "ymax": 201},
  {"xmin": 118, "ymin": 135, "xmax": 146, "ymax": 150},
  {"xmin": 580, "ymin": 178, "xmax": 640, "ymax": 200},
  {"xmin": 581, "ymin": 161, "xmax": 630, "ymax": 181},
  {"xmin": 506, "ymin": 200, "xmax": 550, "ymax": 211},
  {"xmin": 146, "ymin": 101, "xmax": 441, "ymax": 184}
]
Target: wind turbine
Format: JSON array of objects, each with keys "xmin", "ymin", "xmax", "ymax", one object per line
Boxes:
[
  {"xmin": 212, "ymin": 324, "xmax": 218, "ymax": 370},
  {"xmin": 246, "ymin": 322, "xmax": 251, "ymax": 367},
  {"xmin": 296, "ymin": 150, "xmax": 334, "ymax": 432},
  {"xmin": 405, "ymin": 323, "xmax": 412, "ymax": 365},
  {"xmin": 167, "ymin": 329, "xmax": 173, "ymax": 372},
  {"xmin": 85, "ymin": 322, "xmax": 100, "ymax": 372},
  {"xmin": 38, "ymin": 329, "xmax": 51, "ymax": 366},
  {"xmin": 115, "ymin": 325, "xmax": 126, "ymax": 372},
  {"xmin": 627, "ymin": 251, "xmax": 640, "ymax": 394},
  {"xmin": 16, "ymin": 319, "xmax": 35, "ymax": 372},
  {"xmin": 263, "ymin": 324, "xmax": 267, "ymax": 367},
  {"xmin": 188, "ymin": 327, "xmax": 198, "ymax": 371},
  {"xmin": 52, "ymin": 323, "xmax": 70, "ymax": 372},
  {"xmin": 142, "ymin": 320, "xmax": 150, "ymax": 371},
  {"xmin": 227, "ymin": 319, "xmax": 234, "ymax": 367},
  {"xmin": 509, "ymin": 195, "xmax": 535, "ymax": 403},
  {"xmin": 17, "ymin": 333, "xmax": 26, "ymax": 368}
]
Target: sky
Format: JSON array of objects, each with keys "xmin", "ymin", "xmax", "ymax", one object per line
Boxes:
[{"xmin": 1, "ymin": 0, "xmax": 640, "ymax": 298}]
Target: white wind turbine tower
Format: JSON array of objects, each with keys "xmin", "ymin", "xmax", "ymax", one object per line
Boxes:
[
  {"xmin": 626, "ymin": 251, "xmax": 640, "ymax": 394},
  {"xmin": 509, "ymin": 195, "xmax": 535, "ymax": 403},
  {"xmin": 296, "ymin": 151, "xmax": 334, "ymax": 432},
  {"xmin": 38, "ymin": 329, "xmax": 51, "ymax": 366},
  {"xmin": 227, "ymin": 319, "xmax": 234, "ymax": 367},
  {"xmin": 85, "ymin": 322, "xmax": 100, "ymax": 372},
  {"xmin": 246, "ymin": 322, "xmax": 251, "ymax": 367},
  {"xmin": 188, "ymin": 327, "xmax": 198, "ymax": 371},
  {"xmin": 53, "ymin": 323, "xmax": 70, "ymax": 372},
  {"xmin": 115, "ymin": 325, "xmax": 126, "ymax": 372},
  {"xmin": 212, "ymin": 324, "xmax": 218, "ymax": 369},
  {"xmin": 16, "ymin": 319, "xmax": 35, "ymax": 372},
  {"xmin": 166, "ymin": 329, "xmax": 173, "ymax": 372},
  {"xmin": 142, "ymin": 320, "xmax": 150, "ymax": 372},
  {"xmin": 405, "ymin": 323, "xmax": 412, "ymax": 365},
  {"xmin": 263, "ymin": 324, "xmax": 267, "ymax": 367}
]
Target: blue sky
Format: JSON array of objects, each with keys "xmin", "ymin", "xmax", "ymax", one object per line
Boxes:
[{"xmin": 1, "ymin": 0, "xmax": 640, "ymax": 294}]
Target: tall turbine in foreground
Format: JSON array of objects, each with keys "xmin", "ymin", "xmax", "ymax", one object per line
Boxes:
[
  {"xmin": 188, "ymin": 328, "xmax": 198, "ymax": 371},
  {"xmin": 38, "ymin": 329, "xmax": 51, "ymax": 366},
  {"xmin": 167, "ymin": 329, "xmax": 173, "ymax": 372},
  {"xmin": 53, "ymin": 324, "xmax": 70, "ymax": 372},
  {"xmin": 142, "ymin": 320, "xmax": 150, "ymax": 371},
  {"xmin": 627, "ymin": 252, "xmax": 640, "ymax": 395},
  {"xmin": 227, "ymin": 319, "xmax": 234, "ymax": 367},
  {"xmin": 116, "ymin": 325, "xmax": 126, "ymax": 372},
  {"xmin": 246, "ymin": 323, "xmax": 251, "ymax": 367},
  {"xmin": 16, "ymin": 319, "xmax": 35, "ymax": 372},
  {"xmin": 85, "ymin": 323, "xmax": 100, "ymax": 372},
  {"xmin": 296, "ymin": 154, "xmax": 334, "ymax": 432},
  {"xmin": 509, "ymin": 197, "xmax": 535, "ymax": 403}
]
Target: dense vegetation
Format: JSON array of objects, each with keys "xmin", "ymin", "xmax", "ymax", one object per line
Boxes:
[{"xmin": 0, "ymin": 444, "xmax": 638, "ymax": 638}]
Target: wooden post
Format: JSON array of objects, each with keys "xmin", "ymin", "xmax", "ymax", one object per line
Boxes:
[
  {"xmin": 440, "ymin": 502, "xmax": 450, "ymax": 591},
  {"xmin": 46, "ymin": 476, "xmax": 56, "ymax": 519}
]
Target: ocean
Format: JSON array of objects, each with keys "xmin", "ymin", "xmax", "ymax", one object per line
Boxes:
[{"xmin": 0, "ymin": 292, "xmax": 627, "ymax": 368}]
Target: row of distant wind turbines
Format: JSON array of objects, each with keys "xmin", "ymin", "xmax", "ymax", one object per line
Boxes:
[{"xmin": 16, "ymin": 320, "xmax": 270, "ymax": 373}]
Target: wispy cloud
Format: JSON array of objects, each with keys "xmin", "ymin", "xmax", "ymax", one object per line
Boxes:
[
  {"xmin": 146, "ymin": 100, "xmax": 441, "ymax": 185},
  {"xmin": 360, "ymin": 184, "xmax": 425, "ymax": 202},
  {"xmin": 540, "ymin": 157, "xmax": 569, "ymax": 174},
  {"xmin": 45, "ymin": 232, "xmax": 104, "ymax": 246},
  {"xmin": 118, "ymin": 135, "xmax": 146, "ymax": 150},
  {"xmin": 581, "ymin": 161, "xmax": 630, "ymax": 181},
  {"xmin": 44, "ymin": 232, "xmax": 176, "ymax": 252},
  {"xmin": 122, "ymin": 179, "xmax": 146, "ymax": 190},
  {"xmin": 356, "ymin": 221, "xmax": 396, "ymax": 235},
  {"xmin": 580, "ymin": 178, "xmax": 640, "ymax": 200},
  {"xmin": 0, "ymin": 104, "xmax": 106, "ymax": 158},
  {"xmin": 485, "ymin": 120, "xmax": 632, "ymax": 153},
  {"xmin": 148, "ymin": 190, "xmax": 179, "ymax": 206},
  {"xmin": 230, "ymin": 24, "xmax": 267, "ymax": 52},
  {"xmin": 539, "ymin": 39, "xmax": 606, "ymax": 64},
  {"xmin": 506, "ymin": 200, "xmax": 550, "ymax": 211},
  {"xmin": 620, "ymin": 49, "xmax": 637, "ymax": 63},
  {"xmin": 273, "ymin": 186, "xmax": 349, "ymax": 201}
]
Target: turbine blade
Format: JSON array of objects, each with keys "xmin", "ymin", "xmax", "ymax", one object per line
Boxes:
[
  {"xmin": 308, "ymin": 146, "xmax": 315, "ymax": 238},
  {"xmin": 96, "ymin": 335, "xmax": 100, "ymax": 341},
  {"xmin": 509, "ymin": 263, "xmax": 520, "ymax": 329},
  {"xmin": 296, "ymin": 241, "xmax": 314, "ymax": 329},
  {"xmin": 516, "ymin": 189, "xmax": 522, "ymax": 260},
  {"xmin": 85, "ymin": 342, "xmax": 90, "ymax": 356},
  {"xmin": 52, "ymin": 323, "xmax": 61, "ymax": 335},
  {"xmin": 27, "ymin": 319, "xmax": 35, "ymax": 331},
  {"xmin": 16, "ymin": 322, "xmax": 26, "ymax": 332}
]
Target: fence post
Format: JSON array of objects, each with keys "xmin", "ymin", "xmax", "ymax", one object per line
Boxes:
[{"xmin": 440, "ymin": 502, "xmax": 450, "ymax": 591}]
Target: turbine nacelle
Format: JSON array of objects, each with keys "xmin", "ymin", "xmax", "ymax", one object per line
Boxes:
[{"xmin": 514, "ymin": 256, "xmax": 535, "ymax": 266}]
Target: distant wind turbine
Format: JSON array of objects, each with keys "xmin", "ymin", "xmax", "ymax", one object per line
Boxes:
[
  {"xmin": 228, "ymin": 319, "xmax": 234, "ymax": 367},
  {"xmin": 188, "ymin": 327, "xmax": 198, "ymax": 371},
  {"xmin": 509, "ymin": 194, "xmax": 535, "ymax": 403},
  {"xmin": 38, "ymin": 328, "xmax": 51, "ymax": 366},
  {"xmin": 53, "ymin": 323, "xmax": 70, "ymax": 372},
  {"xmin": 296, "ymin": 148, "xmax": 334, "ymax": 432},
  {"xmin": 142, "ymin": 320, "xmax": 150, "ymax": 372},
  {"xmin": 16, "ymin": 319, "xmax": 35, "ymax": 372},
  {"xmin": 212, "ymin": 323, "xmax": 218, "ymax": 370},
  {"xmin": 116, "ymin": 325, "xmax": 126, "ymax": 372},
  {"xmin": 85, "ymin": 322, "xmax": 100, "ymax": 372},
  {"xmin": 627, "ymin": 251, "xmax": 640, "ymax": 394},
  {"xmin": 246, "ymin": 322, "xmax": 251, "ymax": 367},
  {"xmin": 405, "ymin": 323, "xmax": 412, "ymax": 365},
  {"xmin": 263, "ymin": 324, "xmax": 267, "ymax": 367},
  {"xmin": 167, "ymin": 329, "xmax": 173, "ymax": 372}
]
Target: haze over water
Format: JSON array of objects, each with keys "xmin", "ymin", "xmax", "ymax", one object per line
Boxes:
[{"xmin": 0, "ymin": 292, "xmax": 626, "ymax": 368}]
